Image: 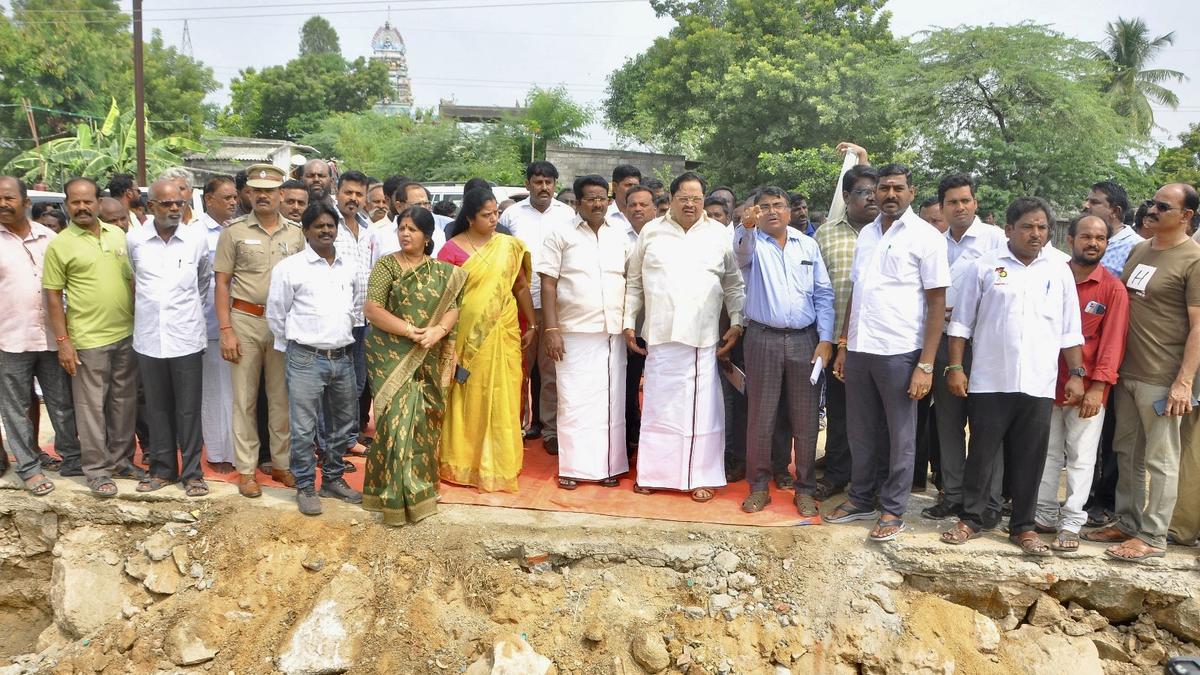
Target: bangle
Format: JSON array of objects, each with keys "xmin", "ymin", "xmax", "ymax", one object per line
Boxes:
[
  {"xmin": 219, "ymin": 326, "xmax": 233, "ymax": 332},
  {"xmin": 544, "ymin": 327, "xmax": 560, "ymax": 333},
  {"xmin": 56, "ymin": 335, "xmax": 70, "ymax": 343},
  {"xmin": 944, "ymin": 364, "xmax": 963, "ymax": 376}
]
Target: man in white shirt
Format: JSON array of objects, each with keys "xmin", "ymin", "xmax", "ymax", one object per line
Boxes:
[
  {"xmin": 499, "ymin": 161, "xmax": 578, "ymax": 454},
  {"xmin": 941, "ymin": 197, "xmax": 1085, "ymax": 556},
  {"xmin": 924, "ymin": 173, "xmax": 1008, "ymax": 521},
  {"xmin": 623, "ymin": 171, "xmax": 746, "ymax": 501},
  {"xmin": 370, "ymin": 180, "xmax": 447, "ymax": 264},
  {"xmin": 267, "ymin": 200, "xmax": 364, "ymax": 516},
  {"xmin": 606, "ymin": 164, "xmax": 642, "ymax": 235},
  {"xmin": 192, "ymin": 176, "xmax": 239, "ymax": 470},
  {"xmin": 332, "ymin": 171, "xmax": 374, "ymax": 456},
  {"xmin": 538, "ymin": 175, "xmax": 631, "ymax": 489},
  {"xmin": 622, "ymin": 185, "xmax": 658, "ymax": 457},
  {"xmin": 128, "ymin": 181, "xmax": 212, "ymax": 496},
  {"xmin": 828, "ymin": 164, "xmax": 950, "ymax": 541}
]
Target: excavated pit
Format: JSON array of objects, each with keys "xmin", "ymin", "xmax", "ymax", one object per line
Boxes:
[{"xmin": 0, "ymin": 474, "xmax": 1197, "ymax": 675}]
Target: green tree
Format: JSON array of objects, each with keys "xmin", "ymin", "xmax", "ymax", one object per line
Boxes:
[
  {"xmin": 604, "ymin": 0, "xmax": 902, "ymax": 191},
  {"xmin": 1150, "ymin": 123, "xmax": 1200, "ymax": 188},
  {"xmin": 4, "ymin": 100, "xmax": 205, "ymax": 187},
  {"xmin": 503, "ymin": 86, "xmax": 593, "ymax": 161},
  {"xmin": 299, "ymin": 16, "xmax": 341, "ymax": 56},
  {"xmin": 0, "ymin": 1, "xmax": 217, "ymax": 163},
  {"xmin": 1093, "ymin": 17, "xmax": 1186, "ymax": 137},
  {"xmin": 220, "ymin": 53, "xmax": 389, "ymax": 140},
  {"xmin": 302, "ymin": 112, "xmax": 525, "ymax": 185},
  {"xmin": 896, "ymin": 23, "xmax": 1135, "ymax": 211}
]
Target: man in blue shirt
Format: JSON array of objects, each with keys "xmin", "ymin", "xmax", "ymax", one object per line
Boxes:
[{"xmin": 734, "ymin": 187, "xmax": 835, "ymax": 516}]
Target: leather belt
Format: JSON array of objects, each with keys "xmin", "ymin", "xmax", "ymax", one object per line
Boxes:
[
  {"xmin": 231, "ymin": 299, "xmax": 266, "ymax": 317},
  {"xmin": 748, "ymin": 320, "xmax": 815, "ymax": 334},
  {"xmin": 291, "ymin": 341, "xmax": 350, "ymax": 360}
]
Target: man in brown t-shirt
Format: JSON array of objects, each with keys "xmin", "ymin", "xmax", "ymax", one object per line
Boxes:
[{"xmin": 1085, "ymin": 183, "xmax": 1200, "ymax": 562}]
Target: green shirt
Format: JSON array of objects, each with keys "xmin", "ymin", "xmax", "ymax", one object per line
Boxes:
[{"xmin": 42, "ymin": 221, "xmax": 134, "ymax": 349}]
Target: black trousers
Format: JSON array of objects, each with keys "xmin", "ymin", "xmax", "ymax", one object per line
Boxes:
[
  {"xmin": 913, "ymin": 392, "xmax": 939, "ymax": 489},
  {"xmin": 625, "ymin": 338, "xmax": 646, "ymax": 449},
  {"xmin": 820, "ymin": 358, "xmax": 853, "ymax": 487},
  {"xmin": 961, "ymin": 393, "xmax": 1052, "ymax": 534},
  {"xmin": 138, "ymin": 351, "xmax": 205, "ymax": 483}
]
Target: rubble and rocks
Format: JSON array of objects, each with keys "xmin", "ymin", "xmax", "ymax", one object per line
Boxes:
[
  {"xmin": 48, "ymin": 525, "xmax": 140, "ymax": 638},
  {"xmin": 629, "ymin": 632, "xmax": 671, "ymax": 673},
  {"xmin": 465, "ymin": 634, "xmax": 552, "ymax": 675},
  {"xmin": 276, "ymin": 563, "xmax": 375, "ymax": 675}
]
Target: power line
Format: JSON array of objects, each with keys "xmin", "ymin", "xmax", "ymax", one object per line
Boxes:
[{"xmin": 8, "ymin": 0, "xmax": 642, "ymax": 24}]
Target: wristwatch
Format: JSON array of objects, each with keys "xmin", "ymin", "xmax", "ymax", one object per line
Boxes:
[
  {"xmin": 917, "ymin": 362, "xmax": 934, "ymax": 374},
  {"xmin": 1068, "ymin": 367, "xmax": 1087, "ymax": 378}
]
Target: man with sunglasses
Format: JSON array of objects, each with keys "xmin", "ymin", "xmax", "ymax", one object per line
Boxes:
[
  {"xmin": 1085, "ymin": 183, "xmax": 1200, "ymax": 564},
  {"xmin": 127, "ymin": 181, "xmax": 212, "ymax": 497}
]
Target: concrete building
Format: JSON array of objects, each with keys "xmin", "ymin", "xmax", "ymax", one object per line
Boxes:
[{"xmin": 544, "ymin": 142, "xmax": 697, "ymax": 185}]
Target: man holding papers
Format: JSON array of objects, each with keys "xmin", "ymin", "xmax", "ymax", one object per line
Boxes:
[{"xmin": 734, "ymin": 187, "xmax": 835, "ymax": 516}]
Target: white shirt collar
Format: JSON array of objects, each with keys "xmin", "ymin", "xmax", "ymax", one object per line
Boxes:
[{"xmin": 302, "ymin": 243, "xmax": 342, "ymax": 265}]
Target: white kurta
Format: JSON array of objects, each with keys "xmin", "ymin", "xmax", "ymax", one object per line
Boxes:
[
  {"xmin": 636, "ymin": 342, "xmax": 727, "ymax": 491},
  {"xmin": 201, "ymin": 339, "xmax": 235, "ymax": 464},
  {"xmin": 556, "ymin": 333, "xmax": 628, "ymax": 481}
]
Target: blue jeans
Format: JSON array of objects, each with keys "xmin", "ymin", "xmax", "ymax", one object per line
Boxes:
[
  {"xmin": 322, "ymin": 325, "xmax": 368, "ymax": 452},
  {"xmin": 285, "ymin": 343, "xmax": 356, "ymax": 490}
]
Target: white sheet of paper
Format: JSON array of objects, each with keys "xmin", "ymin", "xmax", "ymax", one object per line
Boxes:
[
  {"xmin": 720, "ymin": 361, "xmax": 746, "ymax": 394},
  {"xmin": 810, "ymin": 355, "xmax": 824, "ymax": 385}
]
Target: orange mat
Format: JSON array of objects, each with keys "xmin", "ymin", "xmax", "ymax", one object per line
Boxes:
[
  {"xmin": 35, "ymin": 439, "xmax": 816, "ymax": 527},
  {"xmin": 195, "ymin": 438, "xmax": 816, "ymax": 527}
]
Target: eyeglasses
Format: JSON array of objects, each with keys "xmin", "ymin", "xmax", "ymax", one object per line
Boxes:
[
  {"xmin": 1144, "ymin": 199, "xmax": 1179, "ymax": 213},
  {"xmin": 759, "ymin": 202, "xmax": 790, "ymax": 212},
  {"xmin": 849, "ymin": 188, "xmax": 875, "ymax": 197},
  {"xmin": 580, "ymin": 196, "xmax": 610, "ymax": 204},
  {"xmin": 151, "ymin": 200, "xmax": 187, "ymax": 208},
  {"xmin": 675, "ymin": 196, "xmax": 704, "ymax": 205}
]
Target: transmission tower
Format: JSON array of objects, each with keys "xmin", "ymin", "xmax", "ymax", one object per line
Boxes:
[{"xmin": 181, "ymin": 19, "xmax": 193, "ymax": 58}]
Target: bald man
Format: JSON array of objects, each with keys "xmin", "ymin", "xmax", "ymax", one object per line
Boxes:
[
  {"xmin": 302, "ymin": 159, "xmax": 333, "ymax": 204},
  {"xmin": 98, "ymin": 197, "xmax": 131, "ymax": 232}
]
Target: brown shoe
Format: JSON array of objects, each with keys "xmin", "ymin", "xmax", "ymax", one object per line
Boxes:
[
  {"xmin": 271, "ymin": 468, "xmax": 296, "ymax": 488},
  {"xmin": 238, "ymin": 474, "xmax": 262, "ymax": 498},
  {"xmin": 794, "ymin": 493, "xmax": 819, "ymax": 518}
]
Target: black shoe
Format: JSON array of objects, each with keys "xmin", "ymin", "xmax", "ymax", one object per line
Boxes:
[
  {"xmin": 58, "ymin": 460, "xmax": 83, "ymax": 477},
  {"xmin": 297, "ymin": 487, "xmax": 322, "ymax": 515},
  {"xmin": 523, "ymin": 424, "xmax": 543, "ymax": 440},
  {"xmin": 543, "ymin": 437, "xmax": 559, "ymax": 456},
  {"xmin": 812, "ymin": 479, "xmax": 845, "ymax": 502},
  {"xmin": 725, "ymin": 464, "xmax": 746, "ymax": 483},
  {"xmin": 921, "ymin": 501, "xmax": 961, "ymax": 520},
  {"xmin": 319, "ymin": 477, "xmax": 363, "ymax": 504},
  {"xmin": 774, "ymin": 472, "xmax": 794, "ymax": 490}
]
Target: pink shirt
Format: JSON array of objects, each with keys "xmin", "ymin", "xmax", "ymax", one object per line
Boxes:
[{"xmin": 0, "ymin": 221, "xmax": 57, "ymax": 352}]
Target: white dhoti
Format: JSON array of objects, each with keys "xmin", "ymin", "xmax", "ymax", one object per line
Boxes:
[
  {"xmin": 636, "ymin": 342, "xmax": 726, "ymax": 491},
  {"xmin": 201, "ymin": 339, "xmax": 235, "ymax": 464},
  {"xmin": 556, "ymin": 333, "xmax": 628, "ymax": 481}
]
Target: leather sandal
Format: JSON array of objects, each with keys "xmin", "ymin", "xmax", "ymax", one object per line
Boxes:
[{"xmin": 741, "ymin": 491, "xmax": 771, "ymax": 513}]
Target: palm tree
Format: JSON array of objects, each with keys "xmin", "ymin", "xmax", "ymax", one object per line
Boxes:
[{"xmin": 1093, "ymin": 17, "xmax": 1187, "ymax": 136}]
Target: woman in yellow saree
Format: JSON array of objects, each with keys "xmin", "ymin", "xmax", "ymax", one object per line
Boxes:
[
  {"xmin": 363, "ymin": 207, "xmax": 466, "ymax": 525},
  {"xmin": 436, "ymin": 188, "xmax": 537, "ymax": 492}
]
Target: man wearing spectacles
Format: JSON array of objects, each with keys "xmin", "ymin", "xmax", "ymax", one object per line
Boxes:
[
  {"xmin": 812, "ymin": 145, "xmax": 874, "ymax": 503},
  {"xmin": 1086, "ymin": 183, "xmax": 1200, "ymax": 564},
  {"xmin": 623, "ymin": 171, "xmax": 745, "ymax": 503},
  {"xmin": 127, "ymin": 181, "xmax": 212, "ymax": 497},
  {"xmin": 735, "ymin": 187, "xmax": 835, "ymax": 516},
  {"xmin": 499, "ymin": 161, "xmax": 578, "ymax": 454}
]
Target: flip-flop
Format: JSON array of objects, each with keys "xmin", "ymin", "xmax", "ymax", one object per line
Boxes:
[
  {"xmin": 633, "ymin": 484, "xmax": 654, "ymax": 495},
  {"xmin": 940, "ymin": 521, "xmax": 980, "ymax": 545},
  {"xmin": 1104, "ymin": 544, "xmax": 1166, "ymax": 564},
  {"xmin": 1081, "ymin": 526, "xmax": 1127, "ymax": 543},
  {"xmin": 690, "ymin": 488, "xmax": 715, "ymax": 502},
  {"xmin": 869, "ymin": 518, "xmax": 906, "ymax": 542},
  {"xmin": 1010, "ymin": 533, "xmax": 1053, "ymax": 557}
]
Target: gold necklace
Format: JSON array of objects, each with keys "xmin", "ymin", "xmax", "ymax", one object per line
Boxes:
[{"xmin": 461, "ymin": 231, "xmax": 492, "ymax": 255}]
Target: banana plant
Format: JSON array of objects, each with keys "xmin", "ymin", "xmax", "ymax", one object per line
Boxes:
[{"xmin": 5, "ymin": 99, "xmax": 207, "ymax": 186}]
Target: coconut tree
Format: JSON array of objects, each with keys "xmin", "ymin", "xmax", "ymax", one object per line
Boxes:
[
  {"xmin": 4, "ymin": 99, "xmax": 205, "ymax": 186},
  {"xmin": 1093, "ymin": 17, "xmax": 1187, "ymax": 136}
]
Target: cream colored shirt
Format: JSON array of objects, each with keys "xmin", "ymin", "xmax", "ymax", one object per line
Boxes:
[
  {"xmin": 536, "ymin": 217, "xmax": 630, "ymax": 335},
  {"xmin": 623, "ymin": 212, "xmax": 745, "ymax": 349}
]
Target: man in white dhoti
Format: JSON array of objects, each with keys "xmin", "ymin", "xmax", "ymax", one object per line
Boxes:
[
  {"xmin": 192, "ymin": 176, "xmax": 239, "ymax": 471},
  {"xmin": 538, "ymin": 174, "xmax": 631, "ymax": 489},
  {"xmin": 623, "ymin": 171, "xmax": 746, "ymax": 502}
]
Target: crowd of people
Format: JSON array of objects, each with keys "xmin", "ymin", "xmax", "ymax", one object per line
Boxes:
[{"xmin": 1, "ymin": 144, "xmax": 1199, "ymax": 562}]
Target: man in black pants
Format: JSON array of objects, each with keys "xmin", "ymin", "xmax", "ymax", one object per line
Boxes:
[{"xmin": 940, "ymin": 197, "xmax": 1085, "ymax": 555}]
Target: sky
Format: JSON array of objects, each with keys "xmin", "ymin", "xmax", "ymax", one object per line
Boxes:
[{"xmin": 114, "ymin": 0, "xmax": 1198, "ymax": 150}]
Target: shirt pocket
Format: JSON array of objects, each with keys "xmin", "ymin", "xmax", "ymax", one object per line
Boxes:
[{"xmin": 237, "ymin": 241, "xmax": 268, "ymax": 273}]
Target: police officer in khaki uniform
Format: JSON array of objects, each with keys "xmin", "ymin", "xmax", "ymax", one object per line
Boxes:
[{"xmin": 213, "ymin": 164, "xmax": 305, "ymax": 497}]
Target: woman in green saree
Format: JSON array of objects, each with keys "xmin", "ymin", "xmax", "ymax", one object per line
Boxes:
[{"xmin": 363, "ymin": 207, "xmax": 466, "ymax": 525}]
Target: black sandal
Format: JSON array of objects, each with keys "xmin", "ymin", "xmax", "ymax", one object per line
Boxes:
[
  {"xmin": 184, "ymin": 479, "xmax": 209, "ymax": 497},
  {"xmin": 87, "ymin": 476, "xmax": 118, "ymax": 498},
  {"xmin": 37, "ymin": 452, "xmax": 62, "ymax": 472},
  {"xmin": 557, "ymin": 477, "xmax": 578, "ymax": 490}
]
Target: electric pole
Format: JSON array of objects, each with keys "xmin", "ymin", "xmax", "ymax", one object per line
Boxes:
[{"xmin": 133, "ymin": 0, "xmax": 146, "ymax": 184}]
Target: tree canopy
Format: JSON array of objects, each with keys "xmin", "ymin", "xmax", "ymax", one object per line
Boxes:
[
  {"xmin": 299, "ymin": 16, "xmax": 341, "ymax": 56},
  {"xmin": 1093, "ymin": 17, "xmax": 1187, "ymax": 137}
]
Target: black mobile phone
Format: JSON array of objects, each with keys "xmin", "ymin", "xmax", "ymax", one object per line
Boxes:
[
  {"xmin": 1153, "ymin": 398, "xmax": 1200, "ymax": 416},
  {"xmin": 454, "ymin": 365, "xmax": 470, "ymax": 384}
]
